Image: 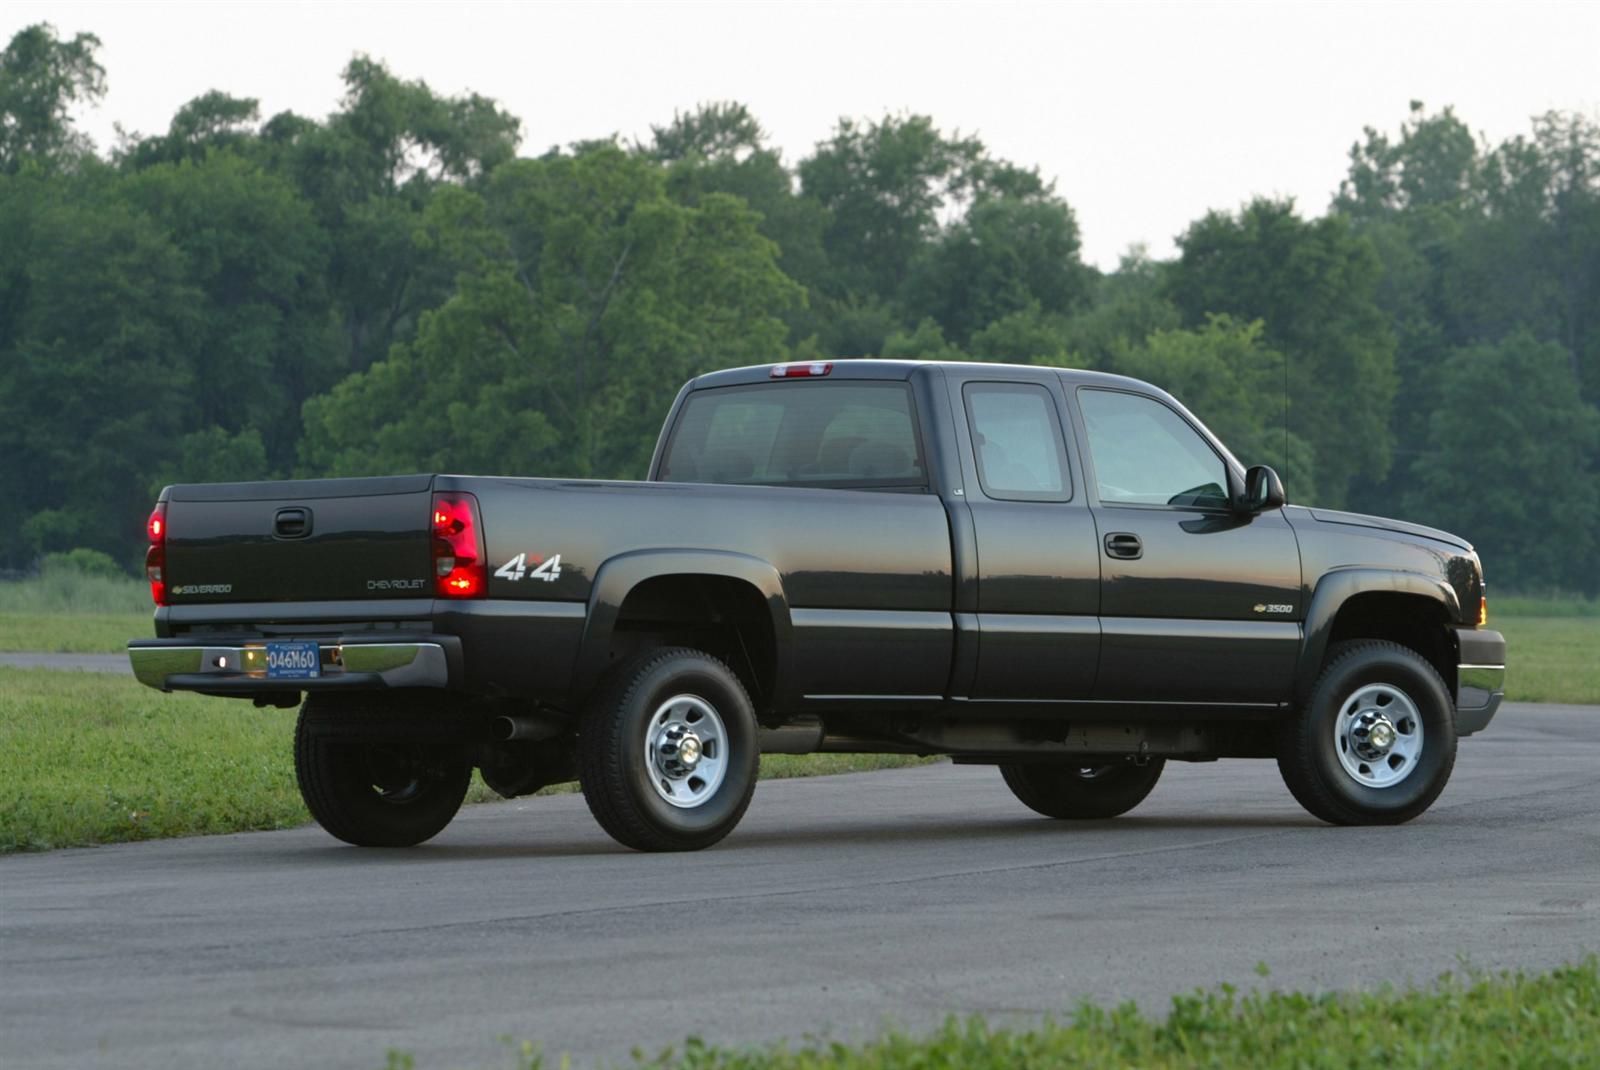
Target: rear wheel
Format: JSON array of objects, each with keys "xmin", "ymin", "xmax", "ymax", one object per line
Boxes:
[
  {"xmin": 578, "ymin": 648, "xmax": 759, "ymax": 852},
  {"xmin": 1277, "ymin": 640, "xmax": 1456, "ymax": 825},
  {"xmin": 294, "ymin": 695, "xmax": 472, "ymax": 847},
  {"xmin": 1000, "ymin": 759, "xmax": 1165, "ymax": 819}
]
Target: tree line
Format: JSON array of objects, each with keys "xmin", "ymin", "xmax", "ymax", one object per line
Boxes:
[{"xmin": 2, "ymin": 24, "xmax": 1596, "ymax": 591}]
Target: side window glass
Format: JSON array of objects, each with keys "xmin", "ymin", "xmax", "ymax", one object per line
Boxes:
[
  {"xmin": 1078, "ymin": 389, "xmax": 1229, "ymax": 509},
  {"xmin": 963, "ymin": 383, "xmax": 1071, "ymax": 502}
]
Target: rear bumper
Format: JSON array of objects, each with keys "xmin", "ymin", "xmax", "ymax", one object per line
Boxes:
[
  {"xmin": 128, "ymin": 637, "xmax": 457, "ymax": 695},
  {"xmin": 1454, "ymin": 627, "xmax": 1506, "ymax": 736}
]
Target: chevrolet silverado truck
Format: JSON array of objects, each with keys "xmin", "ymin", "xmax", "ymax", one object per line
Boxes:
[{"xmin": 128, "ymin": 360, "xmax": 1507, "ymax": 850}]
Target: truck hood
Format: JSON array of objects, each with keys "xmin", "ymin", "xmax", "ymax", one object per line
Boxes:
[{"xmin": 1305, "ymin": 508, "xmax": 1472, "ymax": 551}]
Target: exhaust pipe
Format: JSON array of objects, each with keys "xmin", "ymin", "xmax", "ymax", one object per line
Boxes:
[{"xmin": 492, "ymin": 713, "xmax": 564, "ymax": 742}]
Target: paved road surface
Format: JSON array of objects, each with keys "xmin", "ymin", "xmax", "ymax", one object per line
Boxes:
[{"xmin": 3, "ymin": 703, "xmax": 1597, "ymax": 1069}]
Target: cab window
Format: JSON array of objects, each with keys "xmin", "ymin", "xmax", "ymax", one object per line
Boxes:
[
  {"xmin": 963, "ymin": 382, "xmax": 1071, "ymax": 502},
  {"xmin": 661, "ymin": 382, "xmax": 926, "ymax": 490},
  {"xmin": 1078, "ymin": 388, "xmax": 1229, "ymax": 509}
]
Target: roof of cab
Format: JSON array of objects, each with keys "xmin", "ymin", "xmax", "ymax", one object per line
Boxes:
[{"xmin": 689, "ymin": 359, "xmax": 1162, "ymax": 395}]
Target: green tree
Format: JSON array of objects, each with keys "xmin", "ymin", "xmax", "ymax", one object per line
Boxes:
[
  {"xmin": 1165, "ymin": 198, "xmax": 1396, "ymax": 507},
  {"xmin": 904, "ymin": 192, "xmax": 1092, "ymax": 345},
  {"xmin": 798, "ymin": 114, "xmax": 984, "ymax": 305},
  {"xmin": 967, "ymin": 304, "xmax": 1075, "ymax": 366},
  {"xmin": 302, "ymin": 145, "xmax": 801, "ymax": 480},
  {"xmin": 0, "ymin": 23, "xmax": 105, "ymax": 173},
  {"xmin": 0, "ymin": 170, "xmax": 199, "ymax": 566},
  {"xmin": 1402, "ymin": 333, "xmax": 1600, "ymax": 592},
  {"xmin": 1112, "ymin": 316, "xmax": 1316, "ymax": 500},
  {"xmin": 879, "ymin": 318, "xmax": 966, "ymax": 361},
  {"xmin": 646, "ymin": 102, "xmax": 827, "ymax": 342},
  {"xmin": 116, "ymin": 153, "xmax": 341, "ymax": 470}
]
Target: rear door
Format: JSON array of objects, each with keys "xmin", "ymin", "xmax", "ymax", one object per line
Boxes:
[
  {"xmin": 943, "ymin": 369, "xmax": 1100, "ymax": 700},
  {"xmin": 1070, "ymin": 386, "xmax": 1300, "ymax": 705}
]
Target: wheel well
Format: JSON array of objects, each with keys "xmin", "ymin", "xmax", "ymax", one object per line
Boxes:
[
  {"xmin": 1325, "ymin": 592, "xmax": 1455, "ymax": 692},
  {"xmin": 609, "ymin": 574, "xmax": 776, "ymax": 707}
]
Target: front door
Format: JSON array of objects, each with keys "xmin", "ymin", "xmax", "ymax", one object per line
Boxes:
[{"xmin": 1072, "ymin": 386, "xmax": 1301, "ymax": 705}]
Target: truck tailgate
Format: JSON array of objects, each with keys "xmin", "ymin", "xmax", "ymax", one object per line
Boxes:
[{"xmin": 162, "ymin": 475, "xmax": 435, "ymax": 604}]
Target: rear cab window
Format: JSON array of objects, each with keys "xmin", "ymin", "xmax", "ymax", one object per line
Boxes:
[
  {"xmin": 660, "ymin": 382, "xmax": 928, "ymax": 491},
  {"xmin": 962, "ymin": 382, "xmax": 1073, "ymax": 502}
]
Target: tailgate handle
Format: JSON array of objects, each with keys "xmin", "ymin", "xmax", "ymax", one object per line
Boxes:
[{"xmin": 273, "ymin": 507, "xmax": 313, "ymax": 540}]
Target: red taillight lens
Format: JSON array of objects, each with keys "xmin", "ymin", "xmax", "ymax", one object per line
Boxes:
[
  {"xmin": 431, "ymin": 492, "xmax": 486, "ymax": 598},
  {"xmin": 146, "ymin": 502, "xmax": 168, "ymax": 606}
]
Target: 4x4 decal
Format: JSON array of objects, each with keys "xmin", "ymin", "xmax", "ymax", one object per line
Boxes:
[{"xmin": 495, "ymin": 552, "xmax": 562, "ymax": 583}]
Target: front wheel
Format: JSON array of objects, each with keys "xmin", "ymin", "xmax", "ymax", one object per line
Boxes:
[
  {"xmin": 293, "ymin": 695, "xmax": 472, "ymax": 847},
  {"xmin": 1000, "ymin": 759, "xmax": 1166, "ymax": 819},
  {"xmin": 578, "ymin": 648, "xmax": 759, "ymax": 852},
  {"xmin": 1277, "ymin": 640, "xmax": 1457, "ymax": 825}
]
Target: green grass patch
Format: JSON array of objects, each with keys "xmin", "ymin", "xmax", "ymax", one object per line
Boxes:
[
  {"xmin": 0, "ymin": 611, "xmax": 154, "ymax": 653},
  {"xmin": 383, "ymin": 958, "xmax": 1600, "ymax": 1069},
  {"xmin": 1497, "ymin": 616, "xmax": 1600, "ymax": 705},
  {"xmin": 0, "ymin": 668, "xmax": 935, "ymax": 853},
  {"xmin": 1493, "ymin": 593, "xmax": 1600, "ymax": 618},
  {"xmin": 0, "ymin": 572, "xmax": 153, "ymax": 653},
  {"xmin": 0, "ymin": 571, "xmax": 150, "ymax": 614}
]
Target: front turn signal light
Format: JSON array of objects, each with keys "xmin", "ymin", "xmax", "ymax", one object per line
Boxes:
[{"xmin": 1477, "ymin": 595, "xmax": 1487, "ymax": 627}]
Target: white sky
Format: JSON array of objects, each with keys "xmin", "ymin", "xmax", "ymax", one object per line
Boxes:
[{"xmin": 7, "ymin": 0, "xmax": 1598, "ymax": 268}]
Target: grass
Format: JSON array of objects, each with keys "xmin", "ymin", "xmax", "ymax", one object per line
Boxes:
[
  {"xmin": 0, "ymin": 570, "xmax": 150, "ymax": 614},
  {"xmin": 0, "ymin": 571, "xmax": 152, "ymax": 653},
  {"xmin": 0, "ymin": 611, "xmax": 155, "ymax": 653},
  {"xmin": 0, "ymin": 668, "xmax": 935, "ymax": 853},
  {"xmin": 1493, "ymin": 615, "xmax": 1600, "ymax": 705},
  {"xmin": 381, "ymin": 959, "xmax": 1600, "ymax": 1069}
]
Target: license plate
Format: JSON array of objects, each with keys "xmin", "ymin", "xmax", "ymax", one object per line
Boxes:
[{"xmin": 264, "ymin": 641, "xmax": 321, "ymax": 679}]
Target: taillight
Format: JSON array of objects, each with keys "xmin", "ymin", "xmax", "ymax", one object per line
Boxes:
[
  {"xmin": 431, "ymin": 492, "xmax": 486, "ymax": 598},
  {"xmin": 769, "ymin": 361, "xmax": 833, "ymax": 378},
  {"xmin": 146, "ymin": 502, "xmax": 168, "ymax": 606}
]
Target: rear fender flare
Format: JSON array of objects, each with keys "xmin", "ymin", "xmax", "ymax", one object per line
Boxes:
[
  {"xmin": 1297, "ymin": 567, "xmax": 1460, "ymax": 702},
  {"xmin": 571, "ymin": 549, "xmax": 793, "ymax": 708}
]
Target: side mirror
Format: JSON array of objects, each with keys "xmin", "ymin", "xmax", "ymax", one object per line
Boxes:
[{"xmin": 1240, "ymin": 465, "xmax": 1286, "ymax": 514}]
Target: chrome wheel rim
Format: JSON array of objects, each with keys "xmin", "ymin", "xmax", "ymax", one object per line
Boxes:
[
  {"xmin": 644, "ymin": 694, "xmax": 728, "ymax": 809},
  {"xmin": 1334, "ymin": 683, "xmax": 1424, "ymax": 788}
]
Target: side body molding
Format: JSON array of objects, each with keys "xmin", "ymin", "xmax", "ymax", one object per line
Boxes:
[
  {"xmin": 1297, "ymin": 567, "xmax": 1461, "ymax": 700},
  {"xmin": 570, "ymin": 549, "xmax": 794, "ymax": 708}
]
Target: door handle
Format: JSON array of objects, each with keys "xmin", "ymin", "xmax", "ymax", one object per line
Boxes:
[{"xmin": 1104, "ymin": 532, "xmax": 1143, "ymax": 560}]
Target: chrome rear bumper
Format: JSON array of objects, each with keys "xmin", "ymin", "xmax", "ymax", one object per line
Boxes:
[{"xmin": 128, "ymin": 640, "xmax": 450, "ymax": 693}]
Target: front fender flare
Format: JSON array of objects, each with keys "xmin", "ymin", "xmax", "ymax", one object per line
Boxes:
[
  {"xmin": 569, "ymin": 549, "xmax": 793, "ymax": 708},
  {"xmin": 1297, "ymin": 568, "xmax": 1460, "ymax": 701}
]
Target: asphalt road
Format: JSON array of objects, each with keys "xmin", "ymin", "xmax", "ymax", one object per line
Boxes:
[
  {"xmin": 3, "ymin": 703, "xmax": 1597, "ymax": 1070},
  {"xmin": 0, "ymin": 653, "xmax": 130, "ymax": 673}
]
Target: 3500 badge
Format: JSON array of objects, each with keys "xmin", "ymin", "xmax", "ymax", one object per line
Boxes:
[{"xmin": 494, "ymin": 552, "xmax": 562, "ymax": 583}]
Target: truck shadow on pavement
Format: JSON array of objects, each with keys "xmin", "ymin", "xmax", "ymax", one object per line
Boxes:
[{"xmin": 263, "ymin": 811, "xmax": 1348, "ymax": 864}]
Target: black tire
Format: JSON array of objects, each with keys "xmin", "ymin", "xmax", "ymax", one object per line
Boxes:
[
  {"xmin": 578, "ymin": 648, "xmax": 759, "ymax": 852},
  {"xmin": 999, "ymin": 759, "xmax": 1166, "ymax": 819},
  {"xmin": 294, "ymin": 694, "xmax": 472, "ymax": 847},
  {"xmin": 1277, "ymin": 640, "xmax": 1457, "ymax": 826}
]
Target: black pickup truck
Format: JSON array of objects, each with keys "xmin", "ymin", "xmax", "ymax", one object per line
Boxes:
[{"xmin": 129, "ymin": 360, "xmax": 1506, "ymax": 850}]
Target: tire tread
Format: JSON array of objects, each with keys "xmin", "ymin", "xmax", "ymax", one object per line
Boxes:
[
  {"xmin": 578, "ymin": 648, "xmax": 757, "ymax": 852},
  {"xmin": 1277, "ymin": 639, "xmax": 1456, "ymax": 826}
]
